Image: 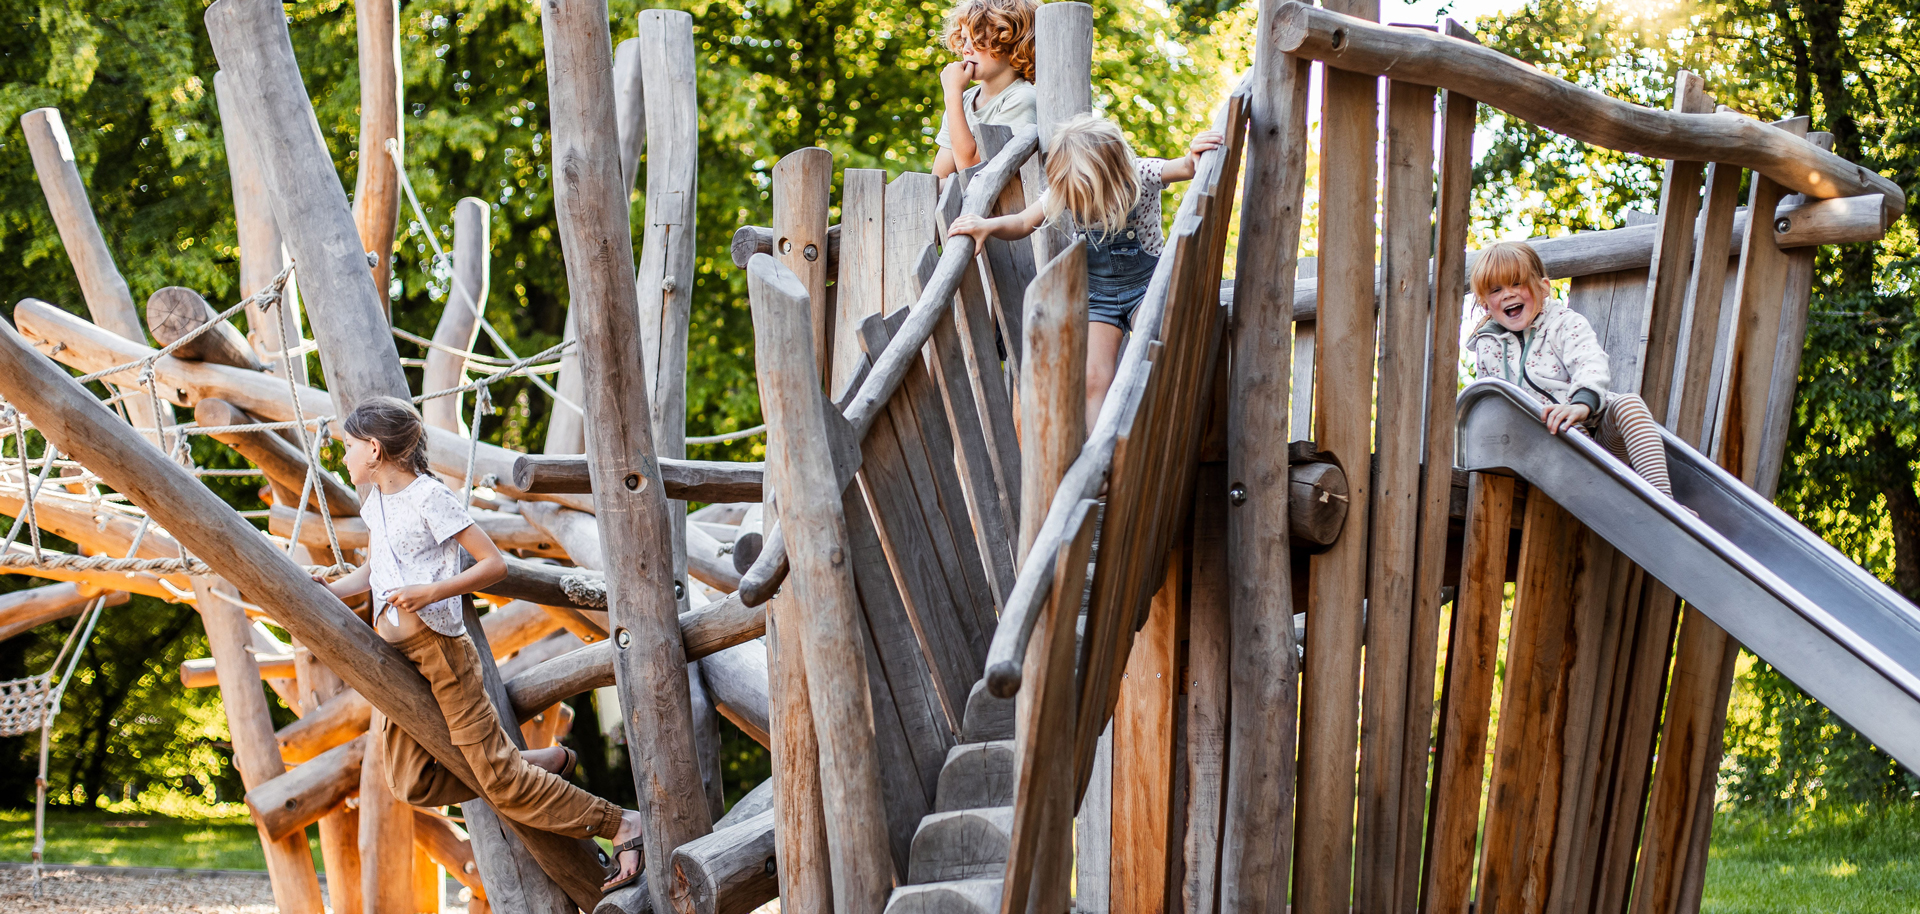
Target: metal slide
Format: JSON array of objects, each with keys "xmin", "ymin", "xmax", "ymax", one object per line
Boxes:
[{"xmin": 1456, "ymin": 379, "xmax": 1920, "ymax": 770}]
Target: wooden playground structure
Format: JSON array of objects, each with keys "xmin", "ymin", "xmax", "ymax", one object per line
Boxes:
[{"xmin": 1, "ymin": 0, "xmax": 1913, "ymax": 913}]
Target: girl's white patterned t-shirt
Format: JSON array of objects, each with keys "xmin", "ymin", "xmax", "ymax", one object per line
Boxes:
[
  {"xmin": 1124, "ymin": 157, "xmax": 1170, "ymax": 256},
  {"xmin": 364, "ymin": 476, "xmax": 474, "ymax": 636}
]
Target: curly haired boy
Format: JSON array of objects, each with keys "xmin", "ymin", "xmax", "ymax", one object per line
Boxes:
[{"xmin": 933, "ymin": 0, "xmax": 1038, "ymax": 178}]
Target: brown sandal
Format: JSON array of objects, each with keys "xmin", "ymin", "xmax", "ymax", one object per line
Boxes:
[{"xmin": 601, "ymin": 833, "xmax": 644, "ymax": 891}]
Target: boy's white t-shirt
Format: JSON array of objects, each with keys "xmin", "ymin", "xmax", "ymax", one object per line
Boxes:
[
  {"xmin": 364, "ymin": 476, "xmax": 475, "ymax": 636},
  {"xmin": 935, "ymin": 79, "xmax": 1037, "ymax": 149}
]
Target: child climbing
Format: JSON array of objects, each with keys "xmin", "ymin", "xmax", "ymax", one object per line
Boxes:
[
  {"xmin": 1466, "ymin": 240, "xmax": 1675, "ymax": 498},
  {"xmin": 946, "ymin": 114, "xmax": 1224, "ymax": 421},
  {"xmin": 932, "ymin": 0, "xmax": 1038, "ymax": 179},
  {"xmin": 317, "ymin": 396, "xmax": 647, "ymax": 891}
]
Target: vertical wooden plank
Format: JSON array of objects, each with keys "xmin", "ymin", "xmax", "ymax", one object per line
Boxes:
[
  {"xmin": 1018, "ymin": 241, "xmax": 1088, "ymax": 555},
  {"xmin": 954, "ymin": 256, "xmax": 1024, "ymax": 538},
  {"xmin": 544, "ymin": 8, "xmax": 712, "ymax": 911},
  {"xmin": 1665, "ymin": 159, "xmax": 1744, "ymax": 442},
  {"xmin": 885, "ymin": 173, "xmax": 939, "ymax": 314},
  {"xmin": 774, "ymin": 149, "xmax": 834, "ymax": 390},
  {"xmin": 352, "ymin": 0, "xmax": 402, "ymax": 315},
  {"xmin": 1355, "ymin": 78, "xmax": 1435, "ymax": 914},
  {"xmin": 1222, "ymin": 15, "xmax": 1310, "ymax": 906},
  {"xmin": 1078, "ymin": 726, "xmax": 1116, "ymax": 913},
  {"xmin": 1419, "ymin": 473, "xmax": 1516, "ymax": 914},
  {"xmin": 293, "ymin": 643, "xmax": 362, "ymax": 914},
  {"xmin": 1183, "ymin": 465, "xmax": 1230, "ymax": 914},
  {"xmin": 1113, "ymin": 550, "xmax": 1185, "ymax": 914},
  {"xmin": 1033, "ymin": 2, "xmax": 1093, "ymax": 150},
  {"xmin": 1632, "ymin": 72, "xmax": 1713, "ymax": 419},
  {"xmin": 767, "ymin": 595, "xmax": 834, "ymax": 912},
  {"xmin": 837, "ymin": 169, "xmax": 888, "ymax": 397},
  {"xmin": 749, "ymin": 256, "xmax": 895, "ymax": 912},
  {"xmin": 974, "ymin": 124, "xmax": 1037, "ymax": 376},
  {"xmin": 1296, "ymin": 0, "xmax": 1380, "ymax": 905},
  {"xmin": 194, "ymin": 578, "xmax": 325, "ymax": 914},
  {"xmin": 360, "ymin": 710, "xmax": 418, "ymax": 914}
]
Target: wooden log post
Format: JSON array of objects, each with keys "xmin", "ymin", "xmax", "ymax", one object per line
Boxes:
[
  {"xmin": 214, "ymin": 70, "xmax": 305, "ymax": 380},
  {"xmin": 1183, "ymin": 465, "xmax": 1230, "ymax": 914},
  {"xmin": 1001, "ymin": 243, "xmax": 1088, "ymax": 914},
  {"xmin": 360, "ymin": 708, "xmax": 418, "ymax": 914},
  {"xmin": 194, "ymin": 579, "xmax": 326, "ymax": 913},
  {"xmin": 146, "ymin": 287, "xmax": 267, "ymax": 370},
  {"xmin": 1033, "ymin": 2, "xmax": 1093, "ymax": 150},
  {"xmin": 294, "ymin": 645, "xmax": 362, "ymax": 914},
  {"xmin": 613, "ymin": 37, "xmax": 646, "ymax": 190},
  {"xmin": 1295, "ymin": 2, "xmax": 1379, "ymax": 910},
  {"xmin": 195, "ymin": 398, "xmax": 360, "ymax": 516},
  {"xmin": 1220, "ymin": 12, "xmax": 1310, "ymax": 904},
  {"xmin": 1354, "ymin": 77, "xmax": 1434, "ymax": 914},
  {"xmin": 775, "ymin": 149, "xmax": 834, "ymax": 389},
  {"xmin": 835, "ymin": 170, "xmax": 886, "ymax": 397},
  {"xmin": 749, "ymin": 255, "xmax": 894, "ymax": 912},
  {"xmin": 352, "ymin": 0, "xmax": 402, "ymax": 315},
  {"xmin": 19, "ymin": 107, "xmax": 174, "ymax": 446},
  {"xmin": 245, "ymin": 733, "xmax": 365, "ymax": 841},
  {"xmin": 670, "ymin": 808, "xmax": 780, "ymax": 914},
  {"xmin": 0, "ymin": 584, "xmax": 126, "ymax": 644},
  {"xmin": 423, "ymin": 199, "xmax": 492, "ymax": 433},
  {"xmin": 543, "ymin": 6, "xmax": 713, "ymax": 912},
  {"xmin": 766, "ymin": 587, "xmax": 832, "ymax": 910},
  {"xmin": 416, "ymin": 809, "xmax": 488, "ymax": 907},
  {"xmin": 1396, "ymin": 47, "xmax": 1475, "ymax": 912}
]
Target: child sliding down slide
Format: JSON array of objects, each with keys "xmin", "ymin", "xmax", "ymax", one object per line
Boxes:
[
  {"xmin": 1466, "ymin": 240, "xmax": 1679, "ymax": 501},
  {"xmin": 317, "ymin": 396, "xmax": 649, "ymax": 891},
  {"xmin": 946, "ymin": 114, "xmax": 1224, "ymax": 422}
]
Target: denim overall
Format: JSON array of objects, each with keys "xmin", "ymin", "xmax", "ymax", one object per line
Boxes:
[{"xmin": 1084, "ymin": 227, "xmax": 1159, "ymax": 332}]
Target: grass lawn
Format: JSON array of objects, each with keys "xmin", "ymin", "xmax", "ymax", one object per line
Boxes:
[
  {"xmin": 1703, "ymin": 803, "xmax": 1920, "ymax": 913},
  {"xmin": 0, "ymin": 808, "xmax": 320, "ymax": 871}
]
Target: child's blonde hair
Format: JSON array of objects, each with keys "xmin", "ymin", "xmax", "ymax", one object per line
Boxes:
[
  {"xmin": 943, "ymin": 0, "xmax": 1037, "ymax": 83},
  {"xmin": 1043, "ymin": 115, "xmax": 1140, "ymax": 241},
  {"xmin": 1470, "ymin": 240, "xmax": 1551, "ymax": 306}
]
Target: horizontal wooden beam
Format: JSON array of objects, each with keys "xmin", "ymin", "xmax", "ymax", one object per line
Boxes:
[
  {"xmin": 183, "ymin": 651, "xmax": 296, "ymax": 687},
  {"xmin": 730, "ymin": 223, "xmax": 840, "ymax": 271},
  {"xmin": 245, "ymin": 733, "xmax": 364, "ymax": 841},
  {"xmin": 267, "ymin": 505, "xmax": 566, "ymax": 559},
  {"xmin": 1273, "ymin": 3, "xmax": 1903, "ymax": 213},
  {"xmin": 503, "ymin": 591, "xmax": 766, "ymax": 719},
  {"xmin": 510, "ymin": 454, "xmax": 764, "ymax": 503},
  {"xmin": 0, "ymin": 582, "xmax": 127, "ymax": 642}
]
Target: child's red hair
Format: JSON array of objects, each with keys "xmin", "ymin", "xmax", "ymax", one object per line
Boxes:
[{"xmin": 943, "ymin": 0, "xmax": 1038, "ymax": 83}]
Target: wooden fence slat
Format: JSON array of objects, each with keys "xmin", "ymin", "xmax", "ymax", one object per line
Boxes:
[
  {"xmin": 1113, "ymin": 548, "xmax": 1186, "ymax": 914},
  {"xmin": 886, "ymin": 173, "xmax": 939, "ymax": 314},
  {"xmin": 1183, "ymin": 465, "xmax": 1230, "ymax": 914},
  {"xmin": 838, "ymin": 169, "xmax": 889, "ymax": 397},
  {"xmin": 954, "ymin": 253, "xmax": 1024, "ymax": 539},
  {"xmin": 1634, "ymin": 72, "xmax": 1713, "ymax": 420}
]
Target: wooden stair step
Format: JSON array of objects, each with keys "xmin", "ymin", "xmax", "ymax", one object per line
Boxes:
[
  {"xmin": 934, "ymin": 739, "xmax": 1015, "ymax": 812},
  {"xmin": 884, "ymin": 877, "xmax": 1003, "ymax": 914},
  {"xmin": 960, "ymin": 678, "xmax": 1014, "ymax": 743},
  {"xmin": 906, "ymin": 806, "xmax": 1013, "ymax": 884}
]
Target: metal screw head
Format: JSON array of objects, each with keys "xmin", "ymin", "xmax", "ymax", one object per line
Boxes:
[
  {"xmin": 674, "ymin": 580, "xmax": 686, "ymax": 601},
  {"xmin": 779, "ymin": 238, "xmax": 793, "ymax": 255},
  {"xmin": 1775, "ymin": 217, "xmax": 1793, "ymax": 234},
  {"xmin": 1228, "ymin": 483, "xmax": 1248, "ymax": 507},
  {"xmin": 764, "ymin": 857, "xmax": 777, "ymax": 876},
  {"xmin": 625, "ymin": 473, "xmax": 641, "ymax": 490},
  {"xmin": 803, "ymin": 243, "xmax": 819, "ymax": 262},
  {"xmin": 616, "ymin": 628, "xmax": 632, "ymax": 649}
]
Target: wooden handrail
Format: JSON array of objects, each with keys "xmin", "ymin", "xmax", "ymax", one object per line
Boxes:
[{"xmin": 1272, "ymin": 2, "xmax": 1905, "ymax": 217}]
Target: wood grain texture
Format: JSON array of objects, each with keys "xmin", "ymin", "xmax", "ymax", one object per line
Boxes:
[
  {"xmin": 510, "ymin": 454, "xmax": 765, "ymax": 503},
  {"xmin": 1019, "ymin": 241, "xmax": 1088, "ymax": 557},
  {"xmin": 885, "ymin": 173, "xmax": 939, "ymax": 315},
  {"xmin": 1219, "ymin": 14, "xmax": 1310, "ymax": 904},
  {"xmin": 0, "ymin": 583, "xmax": 126, "ymax": 644},
  {"xmin": 1183, "ymin": 466, "xmax": 1230, "ymax": 914},
  {"xmin": 1296, "ymin": 27, "xmax": 1378, "ymax": 911},
  {"xmin": 1632, "ymin": 72, "xmax": 1712, "ymax": 423},
  {"xmin": 195, "ymin": 398, "xmax": 359, "ymax": 516},
  {"xmin": 1273, "ymin": 3, "xmax": 1903, "ymax": 210},
  {"xmin": 212, "ymin": 71, "xmax": 305, "ymax": 382},
  {"xmin": 1354, "ymin": 79, "xmax": 1434, "ymax": 914},
  {"xmin": 351, "ymin": 0, "xmax": 402, "ymax": 314},
  {"xmin": 1667, "ymin": 161, "xmax": 1744, "ymax": 441},
  {"xmin": 423, "ymin": 198, "xmax": 492, "ymax": 433},
  {"xmin": 1420, "ymin": 473, "xmax": 1515, "ymax": 914},
  {"xmin": 245, "ymin": 733, "xmax": 364, "ymax": 841},
  {"xmin": 205, "ymin": 0, "xmax": 412, "ymax": 416},
  {"xmin": 671, "ymin": 808, "xmax": 779, "ymax": 914},
  {"xmin": 543, "ymin": 5, "xmax": 711, "ymax": 909},
  {"xmin": 359, "ymin": 711, "xmax": 416, "ymax": 914},
  {"xmin": 1112, "ymin": 552, "xmax": 1184, "ymax": 914},
  {"xmin": 837, "ymin": 169, "xmax": 888, "ymax": 396},
  {"xmin": 612, "ymin": 37, "xmax": 646, "ymax": 189},
  {"xmin": 145, "ymin": 287, "xmax": 265, "ymax": 371}
]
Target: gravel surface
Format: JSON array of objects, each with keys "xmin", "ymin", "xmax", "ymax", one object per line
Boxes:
[{"xmin": 0, "ymin": 866, "xmax": 472, "ymax": 913}]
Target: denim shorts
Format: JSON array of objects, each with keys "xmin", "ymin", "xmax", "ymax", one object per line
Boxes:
[{"xmin": 1084, "ymin": 228, "xmax": 1159, "ymax": 333}]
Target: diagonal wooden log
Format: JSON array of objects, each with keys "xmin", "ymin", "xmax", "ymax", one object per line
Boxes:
[
  {"xmin": 268, "ymin": 505, "xmax": 562, "ymax": 558},
  {"xmin": 1272, "ymin": 2, "xmax": 1904, "ymax": 213},
  {"xmin": 0, "ymin": 316, "xmax": 609, "ymax": 905},
  {"xmin": 422, "ymin": 198, "xmax": 492, "ymax": 433},
  {"xmin": 196, "ymin": 398, "xmax": 360, "ymax": 516},
  {"xmin": 213, "ymin": 70, "xmax": 305, "ymax": 380},
  {"xmin": 246, "ymin": 733, "xmax": 365, "ymax": 841},
  {"xmin": 543, "ymin": 6, "xmax": 713, "ymax": 911},
  {"xmin": 0, "ymin": 583, "xmax": 126, "ymax": 643},
  {"xmin": 19, "ymin": 107, "xmax": 174, "ymax": 446},
  {"xmin": 146, "ymin": 287, "xmax": 267, "ymax": 371}
]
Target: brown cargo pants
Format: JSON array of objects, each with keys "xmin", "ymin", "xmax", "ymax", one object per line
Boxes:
[{"xmin": 379, "ymin": 626, "xmax": 622, "ymax": 840}]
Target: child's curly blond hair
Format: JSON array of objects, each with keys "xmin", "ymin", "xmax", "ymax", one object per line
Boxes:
[{"xmin": 943, "ymin": 0, "xmax": 1038, "ymax": 83}]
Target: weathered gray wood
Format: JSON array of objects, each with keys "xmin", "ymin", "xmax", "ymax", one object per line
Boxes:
[
  {"xmin": 0, "ymin": 583, "xmax": 126, "ymax": 644},
  {"xmin": 764, "ymin": 593, "xmax": 832, "ymax": 909},
  {"xmin": 1669, "ymin": 160, "xmax": 1745, "ymax": 443},
  {"xmin": 351, "ymin": 0, "xmax": 402, "ymax": 313},
  {"xmin": 20, "ymin": 106, "xmax": 174, "ymax": 443},
  {"xmin": 837, "ymin": 170, "xmax": 888, "ymax": 396},
  {"xmin": 886, "ymin": 878, "xmax": 1003, "ymax": 914},
  {"xmin": 613, "ymin": 37, "xmax": 646, "ymax": 189},
  {"xmin": 1076, "ymin": 725, "xmax": 1114, "ymax": 913},
  {"xmin": 670, "ymin": 808, "xmax": 779, "ymax": 914},
  {"xmin": 1295, "ymin": 6, "xmax": 1378, "ymax": 906},
  {"xmin": 423, "ymin": 198, "xmax": 492, "ymax": 433},
  {"xmin": 146, "ymin": 287, "xmax": 265, "ymax": 371},
  {"xmin": 935, "ymin": 740, "xmax": 1016, "ymax": 812},
  {"xmin": 730, "ymin": 223, "xmax": 841, "ymax": 272},
  {"xmin": 543, "ymin": 7, "xmax": 714, "ymax": 901},
  {"xmin": 509, "ymin": 454, "xmax": 765, "ymax": 503},
  {"xmin": 195, "ymin": 398, "xmax": 359, "ymax": 515},
  {"xmin": 1019, "ymin": 241, "xmax": 1087, "ymax": 556},
  {"xmin": 1033, "ymin": 2, "xmax": 1093, "ymax": 151},
  {"xmin": 205, "ymin": 0, "xmax": 411, "ymax": 416},
  {"xmin": 775, "ymin": 148, "xmax": 835, "ymax": 389},
  {"xmin": 750, "ymin": 255, "xmax": 895, "ymax": 910},
  {"xmin": 924, "ymin": 243, "xmax": 1017, "ymax": 606},
  {"xmin": 594, "ymin": 882, "xmax": 653, "ymax": 914},
  {"xmin": 245, "ymin": 733, "xmax": 364, "ymax": 841},
  {"xmin": 1273, "ymin": 3, "xmax": 1904, "ymax": 210},
  {"xmin": 973, "ymin": 125, "xmax": 1036, "ymax": 379},
  {"xmin": 194, "ymin": 579, "xmax": 326, "ymax": 913},
  {"xmin": 687, "ymin": 521, "xmax": 743, "ymax": 593},
  {"xmin": 951, "ymin": 244, "xmax": 1023, "ymax": 573},
  {"xmin": 1287, "ymin": 461, "xmax": 1347, "ymax": 547},
  {"xmin": 704, "ymin": 637, "xmax": 772, "ymax": 748},
  {"xmin": 213, "ymin": 71, "xmax": 305, "ymax": 381},
  {"xmin": 885, "ymin": 173, "xmax": 939, "ymax": 314},
  {"xmin": 907, "ymin": 807, "xmax": 1013, "ymax": 883},
  {"xmin": 1184, "ymin": 465, "xmax": 1230, "ymax": 914},
  {"xmin": 1354, "ymin": 78, "xmax": 1434, "ymax": 914}
]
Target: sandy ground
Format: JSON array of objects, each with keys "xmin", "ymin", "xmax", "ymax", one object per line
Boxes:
[{"xmin": 0, "ymin": 866, "xmax": 469, "ymax": 914}]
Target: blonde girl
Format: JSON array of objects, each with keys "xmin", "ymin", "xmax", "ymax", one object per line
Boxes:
[
  {"xmin": 947, "ymin": 114, "xmax": 1222, "ymax": 420},
  {"xmin": 318, "ymin": 396, "xmax": 648, "ymax": 890},
  {"xmin": 1466, "ymin": 241, "xmax": 1677, "ymax": 499}
]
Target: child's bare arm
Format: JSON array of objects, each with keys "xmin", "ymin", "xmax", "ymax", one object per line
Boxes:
[
  {"xmin": 1160, "ymin": 130, "xmax": 1227, "ymax": 184},
  {"xmin": 947, "ymin": 200, "xmax": 1045, "ymax": 247},
  {"xmin": 940, "ymin": 62, "xmax": 980, "ymax": 173},
  {"xmin": 933, "ymin": 147, "xmax": 959, "ymax": 180},
  {"xmin": 316, "ymin": 563, "xmax": 371, "ymax": 599},
  {"xmin": 382, "ymin": 525, "xmax": 509, "ymax": 615}
]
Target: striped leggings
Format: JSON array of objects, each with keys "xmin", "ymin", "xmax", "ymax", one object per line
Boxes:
[{"xmin": 1587, "ymin": 393, "xmax": 1671, "ymax": 496}]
